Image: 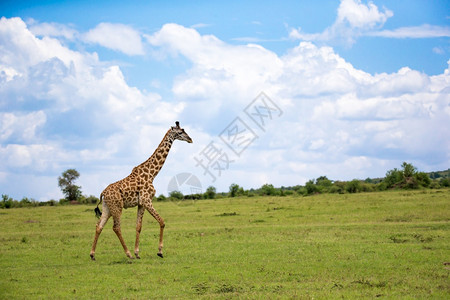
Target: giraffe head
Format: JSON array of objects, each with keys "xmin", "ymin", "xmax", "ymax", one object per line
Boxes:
[{"xmin": 170, "ymin": 121, "xmax": 193, "ymax": 143}]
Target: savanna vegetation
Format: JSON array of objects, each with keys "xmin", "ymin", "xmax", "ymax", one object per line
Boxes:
[
  {"xmin": 1, "ymin": 162, "xmax": 449, "ymax": 209},
  {"xmin": 1, "ymin": 189, "xmax": 449, "ymax": 299},
  {"xmin": 155, "ymin": 162, "xmax": 449, "ymax": 201}
]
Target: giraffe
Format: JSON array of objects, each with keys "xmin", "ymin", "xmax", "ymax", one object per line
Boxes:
[{"xmin": 90, "ymin": 121, "xmax": 193, "ymax": 260}]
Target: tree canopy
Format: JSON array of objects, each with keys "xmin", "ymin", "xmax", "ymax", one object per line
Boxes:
[{"xmin": 58, "ymin": 169, "xmax": 82, "ymax": 202}]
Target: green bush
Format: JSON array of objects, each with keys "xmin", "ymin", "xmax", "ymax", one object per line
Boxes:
[
  {"xmin": 429, "ymin": 180, "xmax": 441, "ymax": 189},
  {"xmin": 384, "ymin": 168, "xmax": 403, "ymax": 188},
  {"xmin": 169, "ymin": 191, "xmax": 183, "ymax": 200},
  {"xmin": 156, "ymin": 194, "xmax": 167, "ymax": 202},
  {"xmin": 283, "ymin": 190, "xmax": 294, "ymax": 196},
  {"xmin": 328, "ymin": 185, "xmax": 342, "ymax": 194},
  {"xmin": 360, "ymin": 182, "xmax": 375, "ymax": 192},
  {"xmin": 1, "ymin": 194, "xmax": 14, "ymax": 209},
  {"xmin": 78, "ymin": 195, "xmax": 99, "ymax": 204},
  {"xmin": 440, "ymin": 178, "xmax": 450, "ymax": 187},
  {"xmin": 383, "ymin": 162, "xmax": 432, "ymax": 190},
  {"xmin": 205, "ymin": 186, "xmax": 216, "ymax": 199},
  {"xmin": 305, "ymin": 180, "xmax": 319, "ymax": 195},
  {"xmin": 332, "ymin": 181, "xmax": 347, "ymax": 194},
  {"xmin": 229, "ymin": 183, "xmax": 244, "ymax": 197},
  {"xmin": 316, "ymin": 176, "xmax": 332, "ymax": 188},
  {"xmin": 260, "ymin": 184, "xmax": 277, "ymax": 196},
  {"xmin": 346, "ymin": 180, "xmax": 361, "ymax": 193},
  {"xmin": 415, "ymin": 172, "xmax": 430, "ymax": 187}
]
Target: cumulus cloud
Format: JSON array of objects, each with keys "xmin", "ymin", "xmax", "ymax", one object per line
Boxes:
[
  {"xmin": 83, "ymin": 22, "xmax": 145, "ymax": 55},
  {"xmin": 147, "ymin": 23, "xmax": 449, "ymax": 192},
  {"xmin": 0, "ymin": 111, "xmax": 46, "ymax": 143},
  {"xmin": 336, "ymin": 0, "xmax": 392, "ymax": 29},
  {"xmin": 0, "ymin": 17, "xmax": 184, "ymax": 200},
  {"xmin": 1, "ymin": 17, "xmax": 449, "ymax": 200},
  {"xmin": 290, "ymin": 0, "xmax": 393, "ymax": 45},
  {"xmin": 146, "ymin": 23, "xmax": 284, "ymax": 126},
  {"xmin": 290, "ymin": 0, "xmax": 450, "ymax": 46}
]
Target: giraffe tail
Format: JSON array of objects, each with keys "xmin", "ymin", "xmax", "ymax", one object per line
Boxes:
[{"xmin": 94, "ymin": 193, "xmax": 103, "ymax": 218}]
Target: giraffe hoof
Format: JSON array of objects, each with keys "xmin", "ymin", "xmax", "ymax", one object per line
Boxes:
[
  {"xmin": 135, "ymin": 255, "xmax": 141, "ymax": 259},
  {"xmin": 90, "ymin": 254, "xmax": 95, "ymax": 261},
  {"xmin": 157, "ymin": 253, "xmax": 163, "ymax": 258}
]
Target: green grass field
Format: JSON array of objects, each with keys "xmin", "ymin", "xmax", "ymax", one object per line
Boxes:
[{"xmin": 1, "ymin": 189, "xmax": 449, "ymax": 299}]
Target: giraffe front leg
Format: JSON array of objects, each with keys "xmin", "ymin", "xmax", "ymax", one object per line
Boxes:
[
  {"xmin": 134, "ymin": 205, "xmax": 145, "ymax": 259},
  {"xmin": 157, "ymin": 222, "xmax": 165, "ymax": 258},
  {"xmin": 145, "ymin": 204, "xmax": 165, "ymax": 258}
]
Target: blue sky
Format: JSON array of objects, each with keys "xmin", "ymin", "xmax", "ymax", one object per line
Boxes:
[{"xmin": 1, "ymin": 0, "xmax": 449, "ymax": 200}]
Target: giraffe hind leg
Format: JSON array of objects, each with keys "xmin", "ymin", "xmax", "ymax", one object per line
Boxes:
[
  {"xmin": 134, "ymin": 205, "xmax": 145, "ymax": 259},
  {"xmin": 90, "ymin": 203, "xmax": 111, "ymax": 260}
]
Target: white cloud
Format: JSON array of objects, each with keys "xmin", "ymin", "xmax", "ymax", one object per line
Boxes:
[
  {"xmin": 279, "ymin": 42, "xmax": 371, "ymax": 96},
  {"xmin": 0, "ymin": 65, "xmax": 22, "ymax": 82},
  {"xmin": 290, "ymin": 0, "xmax": 393, "ymax": 45},
  {"xmin": 0, "ymin": 143, "xmax": 60, "ymax": 170},
  {"xmin": 147, "ymin": 23, "xmax": 449, "ymax": 192},
  {"xmin": 289, "ymin": 0, "xmax": 450, "ymax": 46},
  {"xmin": 1, "ymin": 18, "xmax": 449, "ymax": 201},
  {"xmin": 146, "ymin": 23, "xmax": 284, "ymax": 120},
  {"xmin": 433, "ymin": 47, "xmax": 445, "ymax": 55},
  {"xmin": 337, "ymin": 0, "xmax": 392, "ymax": 29},
  {"xmin": 83, "ymin": 22, "xmax": 145, "ymax": 55},
  {"xmin": 369, "ymin": 24, "xmax": 450, "ymax": 38},
  {"xmin": 0, "ymin": 17, "xmax": 185, "ymax": 200},
  {"xmin": 190, "ymin": 23, "xmax": 211, "ymax": 29},
  {"xmin": 28, "ymin": 20, "xmax": 77, "ymax": 39},
  {"xmin": 0, "ymin": 111, "xmax": 46, "ymax": 143}
]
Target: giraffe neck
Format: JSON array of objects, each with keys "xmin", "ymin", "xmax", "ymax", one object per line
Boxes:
[{"xmin": 141, "ymin": 130, "xmax": 174, "ymax": 181}]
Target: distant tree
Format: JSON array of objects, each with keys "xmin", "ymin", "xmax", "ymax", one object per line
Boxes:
[
  {"xmin": 364, "ymin": 177, "xmax": 373, "ymax": 184},
  {"xmin": 1, "ymin": 194, "xmax": 13, "ymax": 209},
  {"xmin": 384, "ymin": 162, "xmax": 431, "ymax": 189},
  {"xmin": 305, "ymin": 179, "xmax": 319, "ymax": 195},
  {"xmin": 316, "ymin": 176, "xmax": 332, "ymax": 187},
  {"xmin": 205, "ymin": 186, "xmax": 216, "ymax": 199},
  {"xmin": 58, "ymin": 169, "xmax": 82, "ymax": 202},
  {"xmin": 260, "ymin": 183, "xmax": 277, "ymax": 196},
  {"xmin": 20, "ymin": 197, "xmax": 32, "ymax": 207},
  {"xmin": 229, "ymin": 183, "xmax": 240, "ymax": 197},
  {"xmin": 384, "ymin": 168, "xmax": 403, "ymax": 188},
  {"xmin": 415, "ymin": 171, "xmax": 431, "ymax": 188},
  {"xmin": 401, "ymin": 162, "xmax": 417, "ymax": 178}
]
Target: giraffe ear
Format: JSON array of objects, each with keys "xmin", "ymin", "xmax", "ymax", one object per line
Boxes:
[{"xmin": 175, "ymin": 121, "xmax": 180, "ymax": 128}]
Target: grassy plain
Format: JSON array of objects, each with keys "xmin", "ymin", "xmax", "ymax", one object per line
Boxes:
[{"xmin": 1, "ymin": 189, "xmax": 449, "ymax": 299}]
